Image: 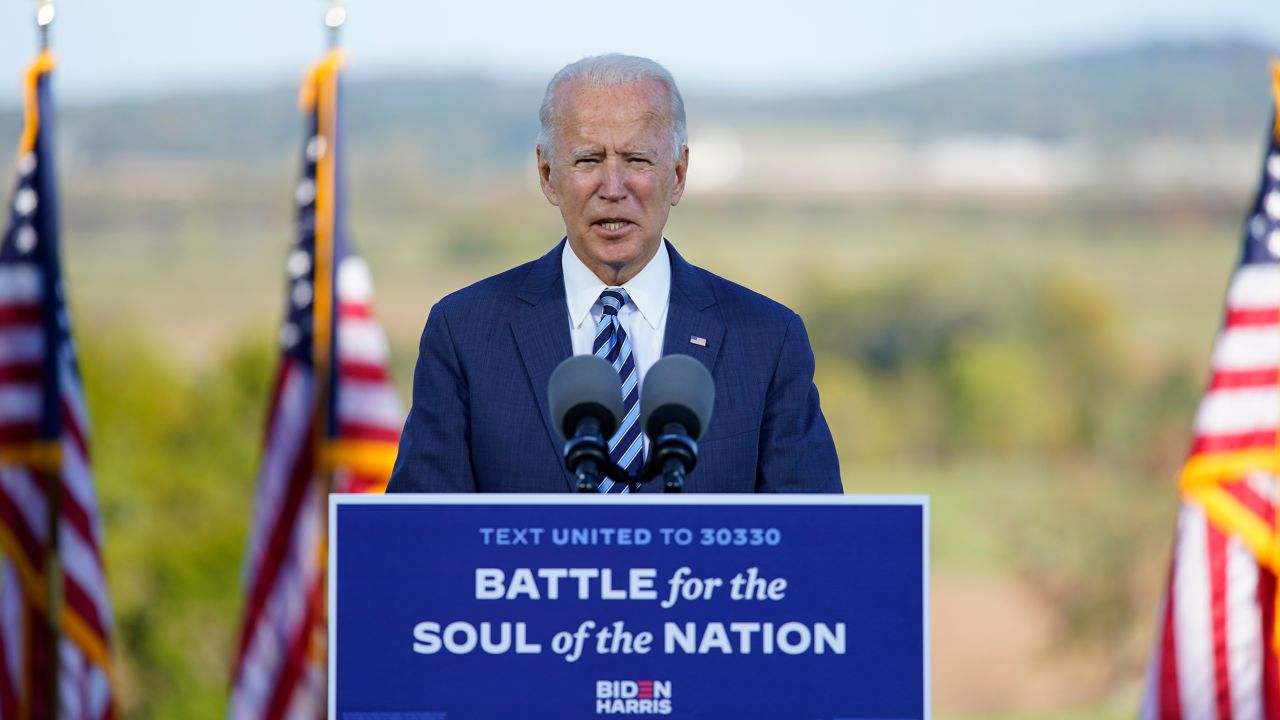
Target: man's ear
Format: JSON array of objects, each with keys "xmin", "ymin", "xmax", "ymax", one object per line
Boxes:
[
  {"xmin": 537, "ymin": 146, "xmax": 560, "ymax": 206},
  {"xmin": 670, "ymin": 144, "xmax": 689, "ymax": 207}
]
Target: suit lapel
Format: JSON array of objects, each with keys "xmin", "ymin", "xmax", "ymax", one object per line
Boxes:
[
  {"xmin": 640, "ymin": 243, "xmax": 724, "ymax": 494},
  {"xmin": 510, "ymin": 242, "xmax": 577, "ymax": 490},
  {"xmin": 662, "ymin": 242, "xmax": 724, "ymax": 374}
]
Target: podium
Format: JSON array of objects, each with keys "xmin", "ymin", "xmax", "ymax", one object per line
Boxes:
[{"xmin": 329, "ymin": 494, "xmax": 930, "ymax": 719}]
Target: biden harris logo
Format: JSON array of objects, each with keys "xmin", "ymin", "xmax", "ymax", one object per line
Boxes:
[{"xmin": 596, "ymin": 679, "xmax": 673, "ymax": 715}]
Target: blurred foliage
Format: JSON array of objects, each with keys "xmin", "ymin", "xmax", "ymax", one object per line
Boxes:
[
  {"xmin": 804, "ymin": 264, "xmax": 1200, "ymax": 692},
  {"xmin": 81, "ymin": 330, "xmax": 272, "ymax": 718},
  {"xmin": 805, "ymin": 268, "xmax": 1134, "ymax": 460}
]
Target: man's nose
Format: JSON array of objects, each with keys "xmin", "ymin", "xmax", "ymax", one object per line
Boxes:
[{"xmin": 597, "ymin": 159, "xmax": 627, "ymax": 200}]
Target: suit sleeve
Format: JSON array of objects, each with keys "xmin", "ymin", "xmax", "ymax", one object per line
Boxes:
[
  {"xmin": 386, "ymin": 302, "xmax": 478, "ymax": 492},
  {"xmin": 755, "ymin": 312, "xmax": 842, "ymax": 493}
]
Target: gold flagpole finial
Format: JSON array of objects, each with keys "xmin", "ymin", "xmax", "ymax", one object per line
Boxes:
[
  {"xmin": 1271, "ymin": 60, "xmax": 1280, "ymax": 141},
  {"xmin": 35, "ymin": 0, "xmax": 54, "ymax": 51},
  {"xmin": 324, "ymin": 0, "xmax": 346, "ymax": 51}
]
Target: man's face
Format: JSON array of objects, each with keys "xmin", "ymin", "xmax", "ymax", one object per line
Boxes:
[{"xmin": 538, "ymin": 80, "xmax": 688, "ymax": 285}]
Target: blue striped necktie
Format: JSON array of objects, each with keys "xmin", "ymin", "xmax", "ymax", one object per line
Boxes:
[{"xmin": 594, "ymin": 288, "xmax": 642, "ymax": 493}]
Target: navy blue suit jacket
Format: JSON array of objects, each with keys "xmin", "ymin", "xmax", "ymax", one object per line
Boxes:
[{"xmin": 386, "ymin": 241, "xmax": 841, "ymax": 493}]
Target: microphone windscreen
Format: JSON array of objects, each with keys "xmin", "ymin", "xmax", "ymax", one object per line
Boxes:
[
  {"xmin": 548, "ymin": 355, "xmax": 624, "ymax": 440},
  {"xmin": 640, "ymin": 354, "xmax": 715, "ymax": 440}
]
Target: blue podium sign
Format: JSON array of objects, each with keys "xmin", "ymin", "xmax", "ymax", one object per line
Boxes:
[{"xmin": 329, "ymin": 495, "xmax": 929, "ymax": 720}]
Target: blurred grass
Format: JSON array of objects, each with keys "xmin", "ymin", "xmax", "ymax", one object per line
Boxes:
[{"xmin": 970, "ymin": 705, "xmax": 1133, "ymax": 720}]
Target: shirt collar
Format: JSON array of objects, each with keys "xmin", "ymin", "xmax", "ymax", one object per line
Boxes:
[{"xmin": 562, "ymin": 240, "xmax": 671, "ymax": 330}]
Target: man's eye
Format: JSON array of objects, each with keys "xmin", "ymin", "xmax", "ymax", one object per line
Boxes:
[
  {"xmin": 575, "ymin": 158, "xmax": 599, "ymax": 166},
  {"xmin": 629, "ymin": 157, "xmax": 653, "ymax": 165}
]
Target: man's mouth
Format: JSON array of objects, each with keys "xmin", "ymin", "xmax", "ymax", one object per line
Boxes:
[{"xmin": 595, "ymin": 219, "xmax": 631, "ymax": 231}]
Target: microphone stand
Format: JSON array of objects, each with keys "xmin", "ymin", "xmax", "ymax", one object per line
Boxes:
[
  {"xmin": 564, "ymin": 416, "xmax": 612, "ymax": 493},
  {"xmin": 567, "ymin": 424, "xmax": 698, "ymax": 494},
  {"xmin": 643, "ymin": 423, "xmax": 697, "ymax": 493}
]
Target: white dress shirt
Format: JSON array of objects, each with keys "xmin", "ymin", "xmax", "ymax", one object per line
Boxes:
[{"xmin": 562, "ymin": 240, "xmax": 671, "ymax": 394}]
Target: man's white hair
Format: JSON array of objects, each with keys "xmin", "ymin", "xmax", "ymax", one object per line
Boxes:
[{"xmin": 537, "ymin": 53, "xmax": 688, "ymax": 160}]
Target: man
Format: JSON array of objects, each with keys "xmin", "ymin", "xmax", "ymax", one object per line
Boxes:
[{"xmin": 387, "ymin": 54, "xmax": 839, "ymax": 493}]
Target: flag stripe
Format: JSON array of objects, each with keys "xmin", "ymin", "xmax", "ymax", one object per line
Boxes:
[
  {"xmin": 1174, "ymin": 507, "xmax": 1218, "ymax": 719},
  {"xmin": 336, "ymin": 318, "xmax": 390, "ymax": 365},
  {"xmin": 0, "ymin": 266, "xmax": 41, "ymax": 305},
  {"xmin": 1194, "ymin": 387, "xmax": 1280, "ymax": 436},
  {"xmin": 60, "ymin": 581, "xmax": 105, "ymax": 663},
  {"xmin": 0, "ymin": 328, "xmax": 44, "ymax": 365},
  {"xmin": 233, "ymin": 483, "xmax": 323, "ymax": 718},
  {"xmin": 1158, "ymin": 553, "xmax": 1182, "ymax": 720},
  {"xmin": 1209, "ymin": 369, "xmax": 1280, "ymax": 391},
  {"xmin": 233, "ymin": 427, "xmax": 315, "ymax": 671},
  {"xmin": 1259, "ymin": 569, "xmax": 1280, "ymax": 718},
  {"xmin": 60, "ymin": 395, "xmax": 91, "ymax": 465},
  {"xmin": 262, "ymin": 575, "xmax": 324, "ymax": 720},
  {"xmin": 1228, "ymin": 265, "xmax": 1280, "ymax": 307},
  {"xmin": 1219, "ymin": 480, "xmax": 1276, "ymax": 532},
  {"xmin": 0, "ymin": 306, "xmax": 42, "ymax": 327},
  {"xmin": 1226, "ymin": 533, "xmax": 1262, "ymax": 720},
  {"xmin": 0, "ymin": 563, "xmax": 21, "ymax": 720},
  {"xmin": 0, "ymin": 386, "xmax": 42, "ymax": 425},
  {"xmin": 1212, "ymin": 328, "xmax": 1280, "ymax": 372},
  {"xmin": 1225, "ymin": 308, "xmax": 1280, "ymax": 328},
  {"xmin": 0, "ymin": 363, "xmax": 41, "ymax": 386},
  {"xmin": 0, "ymin": 468, "xmax": 45, "ymax": 562},
  {"xmin": 338, "ymin": 361, "xmax": 388, "ymax": 382},
  {"xmin": 336, "ymin": 380, "xmax": 402, "ymax": 428},
  {"xmin": 243, "ymin": 365, "xmax": 313, "ymax": 582},
  {"xmin": 336, "ymin": 301, "xmax": 370, "ymax": 319},
  {"xmin": 60, "ymin": 532, "xmax": 108, "ymax": 636},
  {"xmin": 1192, "ymin": 430, "xmax": 1277, "ymax": 455},
  {"xmin": 59, "ymin": 458, "xmax": 96, "ymax": 546},
  {"xmin": 1206, "ymin": 525, "xmax": 1233, "ymax": 719},
  {"xmin": 335, "ymin": 422, "xmax": 400, "ymax": 444},
  {"xmin": 0, "ymin": 424, "xmax": 38, "ymax": 444}
]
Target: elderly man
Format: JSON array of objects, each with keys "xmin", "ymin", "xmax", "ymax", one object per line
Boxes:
[{"xmin": 387, "ymin": 54, "xmax": 840, "ymax": 493}]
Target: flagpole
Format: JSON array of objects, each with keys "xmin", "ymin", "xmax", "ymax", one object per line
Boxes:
[
  {"xmin": 313, "ymin": 0, "xmax": 344, "ymax": 488},
  {"xmin": 313, "ymin": 0, "xmax": 345, "ymax": 474},
  {"xmin": 35, "ymin": 3, "xmax": 63, "ymax": 718},
  {"xmin": 36, "ymin": 0, "xmax": 52, "ymax": 52},
  {"xmin": 325, "ymin": 0, "xmax": 346, "ymax": 53},
  {"xmin": 310, "ymin": 0, "xmax": 345, "ymax": 689}
]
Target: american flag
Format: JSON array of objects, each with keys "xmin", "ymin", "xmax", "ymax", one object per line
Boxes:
[
  {"xmin": 228, "ymin": 50, "xmax": 404, "ymax": 718},
  {"xmin": 1141, "ymin": 65, "xmax": 1280, "ymax": 719},
  {"xmin": 0, "ymin": 52, "xmax": 118, "ymax": 719}
]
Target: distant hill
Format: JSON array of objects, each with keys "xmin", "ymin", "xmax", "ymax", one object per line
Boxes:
[
  {"xmin": 704, "ymin": 39, "xmax": 1275, "ymax": 146},
  {"xmin": 0, "ymin": 74, "xmax": 545, "ymax": 171},
  {"xmin": 0, "ymin": 38, "xmax": 1274, "ymax": 174}
]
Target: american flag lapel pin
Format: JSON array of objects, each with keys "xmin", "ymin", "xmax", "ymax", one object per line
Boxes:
[{"xmin": 689, "ymin": 335, "xmax": 707, "ymax": 347}]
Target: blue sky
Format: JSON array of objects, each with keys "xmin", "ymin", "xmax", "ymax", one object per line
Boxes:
[{"xmin": 1, "ymin": 0, "xmax": 1279, "ymax": 105}]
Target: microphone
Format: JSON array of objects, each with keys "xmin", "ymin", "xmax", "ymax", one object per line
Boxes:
[
  {"xmin": 639, "ymin": 355, "xmax": 715, "ymax": 492},
  {"xmin": 548, "ymin": 355, "xmax": 625, "ymax": 492}
]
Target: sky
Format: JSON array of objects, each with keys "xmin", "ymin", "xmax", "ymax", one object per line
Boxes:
[{"xmin": 1, "ymin": 0, "xmax": 1279, "ymax": 106}]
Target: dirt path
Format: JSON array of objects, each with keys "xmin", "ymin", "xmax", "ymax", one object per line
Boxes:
[{"xmin": 933, "ymin": 570, "xmax": 1115, "ymax": 717}]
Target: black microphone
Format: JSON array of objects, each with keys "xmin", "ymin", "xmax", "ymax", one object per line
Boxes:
[
  {"xmin": 548, "ymin": 355, "xmax": 625, "ymax": 492},
  {"xmin": 639, "ymin": 355, "xmax": 715, "ymax": 493}
]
